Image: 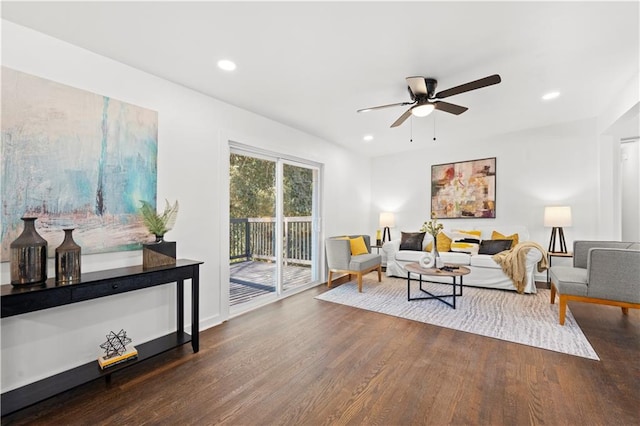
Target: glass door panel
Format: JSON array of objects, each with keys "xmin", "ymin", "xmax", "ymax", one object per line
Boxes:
[
  {"xmin": 229, "ymin": 153, "xmax": 277, "ymax": 307},
  {"xmin": 282, "ymin": 162, "xmax": 318, "ymax": 291}
]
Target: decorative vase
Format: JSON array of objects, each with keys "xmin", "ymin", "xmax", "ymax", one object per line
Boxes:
[
  {"xmin": 432, "ymin": 238, "xmax": 444, "ymax": 268},
  {"xmin": 55, "ymin": 228, "xmax": 81, "ymax": 283},
  {"xmin": 10, "ymin": 217, "xmax": 48, "ymax": 285}
]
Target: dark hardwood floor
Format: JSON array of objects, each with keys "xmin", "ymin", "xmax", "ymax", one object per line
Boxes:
[{"xmin": 3, "ymin": 279, "xmax": 639, "ymax": 425}]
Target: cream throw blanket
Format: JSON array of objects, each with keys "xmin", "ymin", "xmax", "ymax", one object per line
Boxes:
[{"xmin": 492, "ymin": 241, "xmax": 548, "ymax": 293}]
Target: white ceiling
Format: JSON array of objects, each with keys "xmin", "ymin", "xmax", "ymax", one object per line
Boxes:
[{"xmin": 2, "ymin": 1, "xmax": 639, "ymax": 157}]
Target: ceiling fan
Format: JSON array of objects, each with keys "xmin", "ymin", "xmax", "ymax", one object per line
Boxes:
[{"xmin": 357, "ymin": 74, "xmax": 501, "ymax": 128}]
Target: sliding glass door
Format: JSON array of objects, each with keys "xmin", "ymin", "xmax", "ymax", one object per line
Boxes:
[{"xmin": 229, "ymin": 147, "xmax": 321, "ymax": 311}]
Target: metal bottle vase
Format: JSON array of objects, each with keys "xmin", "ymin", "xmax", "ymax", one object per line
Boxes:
[
  {"xmin": 55, "ymin": 228, "xmax": 81, "ymax": 283},
  {"xmin": 10, "ymin": 217, "xmax": 48, "ymax": 285}
]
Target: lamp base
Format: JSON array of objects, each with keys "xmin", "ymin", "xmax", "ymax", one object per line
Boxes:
[
  {"xmin": 548, "ymin": 227, "xmax": 568, "ymax": 253},
  {"xmin": 382, "ymin": 227, "xmax": 391, "ymax": 243}
]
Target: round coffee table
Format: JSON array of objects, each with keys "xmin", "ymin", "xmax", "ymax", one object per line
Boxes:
[{"xmin": 405, "ymin": 262, "xmax": 471, "ymax": 309}]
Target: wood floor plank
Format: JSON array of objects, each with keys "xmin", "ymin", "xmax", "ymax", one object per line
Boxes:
[{"xmin": 3, "ymin": 281, "xmax": 639, "ymax": 425}]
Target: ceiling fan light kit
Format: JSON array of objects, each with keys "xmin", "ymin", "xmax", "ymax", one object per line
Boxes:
[
  {"xmin": 411, "ymin": 103, "xmax": 435, "ymax": 117},
  {"xmin": 358, "ymin": 74, "xmax": 502, "ymax": 128}
]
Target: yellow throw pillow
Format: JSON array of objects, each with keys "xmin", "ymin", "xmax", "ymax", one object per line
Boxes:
[
  {"xmin": 349, "ymin": 236, "xmax": 369, "ymax": 256},
  {"xmin": 492, "ymin": 231, "xmax": 519, "ymax": 248},
  {"xmin": 436, "ymin": 232, "xmax": 452, "ymax": 252}
]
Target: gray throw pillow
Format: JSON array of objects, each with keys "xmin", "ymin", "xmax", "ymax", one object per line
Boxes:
[
  {"xmin": 478, "ymin": 239, "xmax": 513, "ymax": 255},
  {"xmin": 399, "ymin": 232, "xmax": 426, "ymax": 251}
]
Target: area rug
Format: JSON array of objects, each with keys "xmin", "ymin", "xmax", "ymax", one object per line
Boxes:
[{"xmin": 316, "ymin": 276, "xmax": 599, "ymax": 360}]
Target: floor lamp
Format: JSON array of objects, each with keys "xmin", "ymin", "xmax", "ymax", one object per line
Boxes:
[
  {"xmin": 379, "ymin": 212, "xmax": 395, "ymax": 244},
  {"xmin": 544, "ymin": 206, "xmax": 572, "ymax": 253}
]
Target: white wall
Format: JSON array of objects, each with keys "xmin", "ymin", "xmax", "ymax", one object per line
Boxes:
[
  {"xmin": 371, "ymin": 118, "xmax": 603, "ymax": 244},
  {"xmin": 371, "ymin": 118, "xmax": 602, "ymax": 278},
  {"xmin": 0, "ymin": 21, "xmax": 371, "ymax": 392}
]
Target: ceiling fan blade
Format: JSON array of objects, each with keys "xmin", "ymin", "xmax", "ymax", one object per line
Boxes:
[
  {"xmin": 390, "ymin": 108, "xmax": 413, "ymax": 128},
  {"xmin": 406, "ymin": 76, "xmax": 428, "ymax": 97},
  {"xmin": 357, "ymin": 101, "xmax": 413, "ymax": 113},
  {"xmin": 434, "ymin": 101, "xmax": 468, "ymax": 115},
  {"xmin": 435, "ymin": 74, "xmax": 502, "ymax": 99}
]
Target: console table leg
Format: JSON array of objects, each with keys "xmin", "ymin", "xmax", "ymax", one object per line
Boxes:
[
  {"xmin": 177, "ymin": 279, "xmax": 184, "ymax": 335},
  {"xmin": 191, "ymin": 267, "xmax": 200, "ymax": 353}
]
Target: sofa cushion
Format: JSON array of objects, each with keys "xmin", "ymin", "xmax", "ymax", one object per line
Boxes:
[
  {"xmin": 396, "ymin": 250, "xmax": 428, "ymax": 262},
  {"xmin": 478, "ymin": 239, "xmax": 513, "ymax": 255},
  {"xmin": 439, "ymin": 251, "xmax": 471, "ymax": 265},
  {"xmin": 399, "ymin": 232, "xmax": 426, "ymax": 251},
  {"xmin": 470, "ymin": 254, "xmax": 501, "ymax": 269}
]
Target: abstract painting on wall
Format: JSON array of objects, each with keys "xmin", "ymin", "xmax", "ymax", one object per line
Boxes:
[
  {"xmin": 1, "ymin": 67, "xmax": 158, "ymax": 260},
  {"xmin": 431, "ymin": 157, "xmax": 496, "ymax": 219}
]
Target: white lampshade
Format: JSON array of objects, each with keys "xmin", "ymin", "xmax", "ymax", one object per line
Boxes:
[
  {"xmin": 544, "ymin": 206, "xmax": 572, "ymax": 227},
  {"xmin": 379, "ymin": 212, "xmax": 395, "ymax": 228},
  {"xmin": 411, "ymin": 103, "xmax": 435, "ymax": 117}
]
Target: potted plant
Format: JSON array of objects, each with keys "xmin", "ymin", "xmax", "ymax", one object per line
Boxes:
[
  {"xmin": 139, "ymin": 199, "xmax": 179, "ymax": 242},
  {"xmin": 139, "ymin": 199, "xmax": 179, "ymax": 268}
]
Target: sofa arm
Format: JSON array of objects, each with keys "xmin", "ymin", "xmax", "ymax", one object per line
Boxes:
[
  {"xmin": 382, "ymin": 239, "xmax": 401, "ymax": 262},
  {"xmin": 587, "ymin": 248, "xmax": 640, "ymax": 303}
]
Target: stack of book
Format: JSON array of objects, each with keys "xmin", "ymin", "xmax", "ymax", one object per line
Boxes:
[{"xmin": 98, "ymin": 347, "xmax": 138, "ymax": 370}]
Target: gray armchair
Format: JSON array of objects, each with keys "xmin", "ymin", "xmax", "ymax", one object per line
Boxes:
[
  {"xmin": 549, "ymin": 240, "xmax": 640, "ymax": 325},
  {"xmin": 326, "ymin": 235, "xmax": 382, "ymax": 292}
]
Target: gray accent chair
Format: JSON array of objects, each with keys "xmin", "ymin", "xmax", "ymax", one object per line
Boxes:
[
  {"xmin": 326, "ymin": 235, "xmax": 382, "ymax": 292},
  {"xmin": 549, "ymin": 240, "xmax": 640, "ymax": 325}
]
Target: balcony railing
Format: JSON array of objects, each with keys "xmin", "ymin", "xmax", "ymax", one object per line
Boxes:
[{"xmin": 230, "ymin": 216, "xmax": 313, "ymax": 265}]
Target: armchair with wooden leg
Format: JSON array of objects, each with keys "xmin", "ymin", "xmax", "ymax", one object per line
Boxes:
[
  {"xmin": 550, "ymin": 240, "xmax": 640, "ymax": 325},
  {"xmin": 325, "ymin": 235, "xmax": 382, "ymax": 292}
]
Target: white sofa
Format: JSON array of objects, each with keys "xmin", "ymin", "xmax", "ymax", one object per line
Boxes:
[{"xmin": 383, "ymin": 226, "xmax": 543, "ymax": 293}]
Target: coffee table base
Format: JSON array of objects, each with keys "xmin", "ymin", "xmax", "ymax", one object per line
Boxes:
[{"xmin": 407, "ymin": 273, "xmax": 464, "ymax": 309}]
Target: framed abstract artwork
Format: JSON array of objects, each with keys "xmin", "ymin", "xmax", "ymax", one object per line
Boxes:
[
  {"xmin": 1, "ymin": 67, "xmax": 158, "ymax": 260},
  {"xmin": 431, "ymin": 157, "xmax": 496, "ymax": 219}
]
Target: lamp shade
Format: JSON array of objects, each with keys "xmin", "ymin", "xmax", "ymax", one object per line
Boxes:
[
  {"xmin": 544, "ymin": 206, "xmax": 572, "ymax": 227},
  {"xmin": 379, "ymin": 212, "xmax": 395, "ymax": 228}
]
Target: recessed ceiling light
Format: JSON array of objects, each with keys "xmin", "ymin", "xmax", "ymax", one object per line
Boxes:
[
  {"xmin": 363, "ymin": 135, "xmax": 374, "ymax": 142},
  {"xmin": 542, "ymin": 91, "xmax": 560, "ymax": 101},
  {"xmin": 217, "ymin": 59, "xmax": 237, "ymax": 71}
]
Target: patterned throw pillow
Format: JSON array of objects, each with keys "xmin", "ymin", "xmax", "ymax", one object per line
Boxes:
[
  {"xmin": 449, "ymin": 229, "xmax": 482, "ymax": 254},
  {"xmin": 491, "ymin": 231, "xmax": 519, "ymax": 248},
  {"xmin": 399, "ymin": 232, "xmax": 426, "ymax": 251}
]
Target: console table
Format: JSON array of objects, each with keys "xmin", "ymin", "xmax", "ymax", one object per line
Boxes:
[{"xmin": 0, "ymin": 259, "xmax": 203, "ymax": 416}]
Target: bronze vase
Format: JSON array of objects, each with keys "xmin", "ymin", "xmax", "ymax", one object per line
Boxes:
[
  {"xmin": 10, "ymin": 217, "xmax": 48, "ymax": 285},
  {"xmin": 55, "ymin": 228, "xmax": 81, "ymax": 283}
]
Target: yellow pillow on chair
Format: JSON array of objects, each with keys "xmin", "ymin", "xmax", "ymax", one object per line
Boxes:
[{"xmin": 349, "ymin": 236, "xmax": 369, "ymax": 256}]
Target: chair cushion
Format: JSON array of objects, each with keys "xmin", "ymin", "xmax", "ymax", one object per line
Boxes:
[
  {"xmin": 550, "ymin": 266, "xmax": 588, "ymax": 296},
  {"xmin": 349, "ymin": 253, "xmax": 381, "ymax": 271}
]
